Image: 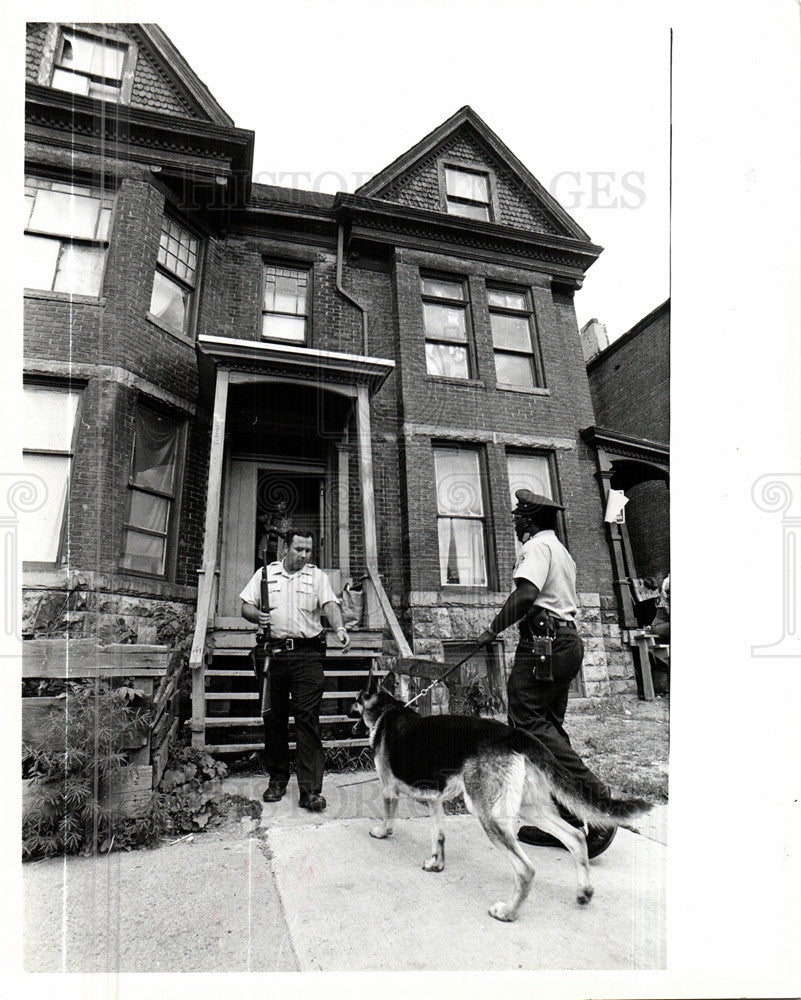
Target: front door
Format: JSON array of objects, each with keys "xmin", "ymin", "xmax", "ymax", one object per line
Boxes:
[{"xmin": 218, "ymin": 459, "xmax": 328, "ymax": 616}]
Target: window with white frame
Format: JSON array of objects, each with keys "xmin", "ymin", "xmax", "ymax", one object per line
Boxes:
[
  {"xmin": 149, "ymin": 217, "xmax": 200, "ymax": 337},
  {"xmin": 24, "ymin": 177, "xmax": 114, "ymax": 297},
  {"xmin": 488, "ymin": 286, "xmax": 542, "ymax": 390},
  {"xmin": 50, "ymin": 28, "xmax": 128, "ymax": 101},
  {"xmin": 261, "ymin": 265, "xmax": 309, "ymax": 343},
  {"xmin": 421, "ymin": 275, "xmax": 472, "ymax": 379},
  {"xmin": 444, "ymin": 165, "xmax": 492, "ymax": 221},
  {"xmin": 434, "ymin": 446, "xmax": 488, "ymax": 587},
  {"xmin": 22, "ymin": 385, "xmax": 81, "ymax": 562},
  {"xmin": 120, "ymin": 404, "xmax": 183, "ymax": 577}
]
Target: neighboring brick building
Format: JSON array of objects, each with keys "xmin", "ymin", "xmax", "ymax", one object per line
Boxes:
[
  {"xmin": 582, "ymin": 301, "xmax": 670, "ymax": 621},
  {"xmin": 22, "ymin": 22, "xmax": 646, "ymax": 750}
]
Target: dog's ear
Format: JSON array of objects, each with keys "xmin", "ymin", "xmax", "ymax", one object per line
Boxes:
[
  {"xmin": 365, "ymin": 662, "xmax": 379, "ymax": 694},
  {"xmin": 380, "ymin": 670, "xmax": 397, "ymax": 695}
]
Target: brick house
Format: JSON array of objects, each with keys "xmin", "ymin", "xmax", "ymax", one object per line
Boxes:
[
  {"xmin": 23, "ymin": 22, "xmax": 646, "ymax": 753},
  {"xmin": 582, "ymin": 302, "xmax": 670, "ymax": 627}
]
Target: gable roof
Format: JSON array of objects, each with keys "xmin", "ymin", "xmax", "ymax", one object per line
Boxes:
[
  {"xmin": 135, "ymin": 24, "xmax": 234, "ymax": 126},
  {"xmin": 356, "ymin": 105, "xmax": 590, "ymax": 242}
]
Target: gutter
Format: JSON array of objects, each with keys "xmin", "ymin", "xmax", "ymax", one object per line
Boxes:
[{"xmin": 336, "ymin": 221, "xmax": 369, "ymax": 355}]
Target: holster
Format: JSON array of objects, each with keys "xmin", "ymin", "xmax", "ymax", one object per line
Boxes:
[{"xmin": 527, "ymin": 635, "xmax": 554, "ymax": 682}]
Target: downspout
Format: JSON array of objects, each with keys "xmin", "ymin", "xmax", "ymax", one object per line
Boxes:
[{"xmin": 336, "ymin": 221, "xmax": 368, "ymax": 355}]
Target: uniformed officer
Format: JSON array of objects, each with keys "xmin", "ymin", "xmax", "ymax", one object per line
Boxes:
[
  {"xmin": 240, "ymin": 529, "xmax": 351, "ymax": 811},
  {"xmin": 476, "ymin": 488, "xmax": 616, "ymax": 858}
]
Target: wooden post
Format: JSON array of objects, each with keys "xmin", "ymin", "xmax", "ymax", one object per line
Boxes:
[
  {"xmin": 594, "ymin": 452, "xmax": 637, "ymax": 629},
  {"xmin": 190, "ymin": 367, "xmax": 229, "ymax": 748},
  {"xmin": 337, "ymin": 444, "xmax": 350, "ymax": 578},
  {"xmin": 356, "ymin": 384, "xmax": 381, "ymax": 626}
]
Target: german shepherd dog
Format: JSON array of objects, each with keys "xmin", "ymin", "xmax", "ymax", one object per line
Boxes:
[{"xmin": 350, "ymin": 669, "xmax": 652, "ymax": 922}]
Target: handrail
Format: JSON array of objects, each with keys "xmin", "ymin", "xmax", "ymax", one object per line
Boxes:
[{"xmin": 365, "ymin": 564, "xmax": 413, "ymax": 658}]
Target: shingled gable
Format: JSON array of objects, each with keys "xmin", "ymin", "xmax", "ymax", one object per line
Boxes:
[
  {"xmin": 28, "ymin": 22, "xmax": 233, "ymax": 125},
  {"xmin": 136, "ymin": 24, "xmax": 234, "ymax": 125},
  {"xmin": 356, "ymin": 105, "xmax": 589, "ymax": 241}
]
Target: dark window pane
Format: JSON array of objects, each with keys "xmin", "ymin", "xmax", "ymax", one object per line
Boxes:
[
  {"xmin": 132, "ymin": 408, "xmax": 178, "ymax": 493},
  {"xmin": 490, "ymin": 313, "xmax": 532, "ymax": 351}
]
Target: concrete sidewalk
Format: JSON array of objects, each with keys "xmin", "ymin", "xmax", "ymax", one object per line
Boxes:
[{"xmin": 23, "ymin": 771, "xmax": 667, "ymax": 972}]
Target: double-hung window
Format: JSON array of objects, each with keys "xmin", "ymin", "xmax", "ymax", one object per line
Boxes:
[
  {"xmin": 488, "ymin": 286, "xmax": 542, "ymax": 390},
  {"xmin": 262, "ymin": 265, "xmax": 309, "ymax": 343},
  {"xmin": 50, "ymin": 28, "xmax": 128, "ymax": 101},
  {"xmin": 507, "ymin": 452, "xmax": 555, "ymax": 505},
  {"xmin": 149, "ymin": 217, "xmax": 199, "ymax": 338},
  {"xmin": 120, "ymin": 404, "xmax": 183, "ymax": 577},
  {"xmin": 22, "ymin": 384, "xmax": 81, "ymax": 563},
  {"xmin": 434, "ymin": 446, "xmax": 488, "ymax": 587},
  {"xmin": 24, "ymin": 177, "xmax": 114, "ymax": 297},
  {"xmin": 444, "ymin": 165, "xmax": 492, "ymax": 221},
  {"xmin": 422, "ymin": 276, "xmax": 472, "ymax": 379}
]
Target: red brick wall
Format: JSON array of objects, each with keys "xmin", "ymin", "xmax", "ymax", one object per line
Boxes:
[{"xmin": 587, "ymin": 302, "xmax": 669, "ymax": 443}]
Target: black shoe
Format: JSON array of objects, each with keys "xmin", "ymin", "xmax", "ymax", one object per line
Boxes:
[
  {"xmin": 517, "ymin": 823, "xmax": 617, "ymax": 859},
  {"xmin": 517, "ymin": 826, "xmax": 564, "ymax": 848},
  {"xmin": 262, "ymin": 782, "xmax": 287, "ymax": 803},
  {"xmin": 586, "ymin": 824, "xmax": 617, "ymax": 859},
  {"xmin": 298, "ymin": 791, "xmax": 326, "ymax": 812}
]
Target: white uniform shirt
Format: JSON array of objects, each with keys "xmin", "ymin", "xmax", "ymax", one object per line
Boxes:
[
  {"xmin": 239, "ymin": 562, "xmax": 339, "ymax": 639},
  {"xmin": 513, "ymin": 529, "xmax": 578, "ymax": 622}
]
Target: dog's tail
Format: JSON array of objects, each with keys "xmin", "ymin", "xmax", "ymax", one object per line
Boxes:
[{"xmin": 510, "ymin": 728, "xmax": 653, "ymax": 828}]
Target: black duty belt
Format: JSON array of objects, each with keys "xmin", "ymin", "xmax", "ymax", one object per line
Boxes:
[
  {"xmin": 524, "ymin": 610, "xmax": 578, "ymax": 638},
  {"xmin": 269, "ymin": 634, "xmax": 324, "ymax": 655}
]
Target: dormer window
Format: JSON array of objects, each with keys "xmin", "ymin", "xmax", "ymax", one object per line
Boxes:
[
  {"xmin": 443, "ymin": 165, "xmax": 492, "ymax": 221},
  {"xmin": 51, "ymin": 28, "xmax": 128, "ymax": 101}
]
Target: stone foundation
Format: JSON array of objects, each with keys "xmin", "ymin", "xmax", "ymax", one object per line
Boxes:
[
  {"xmin": 23, "ymin": 569, "xmax": 196, "ymax": 647},
  {"xmin": 404, "ymin": 589, "xmax": 638, "ymax": 705}
]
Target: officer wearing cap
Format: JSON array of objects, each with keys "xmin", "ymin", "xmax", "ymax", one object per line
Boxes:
[
  {"xmin": 475, "ymin": 488, "xmax": 616, "ymax": 857},
  {"xmin": 240, "ymin": 529, "xmax": 351, "ymax": 812}
]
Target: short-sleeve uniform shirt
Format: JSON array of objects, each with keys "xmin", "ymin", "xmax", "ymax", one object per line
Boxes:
[
  {"xmin": 513, "ymin": 529, "xmax": 578, "ymax": 622},
  {"xmin": 239, "ymin": 562, "xmax": 338, "ymax": 639}
]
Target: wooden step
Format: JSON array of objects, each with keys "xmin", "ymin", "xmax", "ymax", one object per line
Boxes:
[
  {"xmin": 204, "ymin": 668, "xmax": 383, "ymax": 679},
  {"xmin": 205, "ymin": 690, "xmax": 359, "ymax": 701},
  {"xmin": 205, "ymin": 738, "xmax": 371, "ymax": 753},
  {"xmin": 204, "ymin": 714, "xmax": 353, "ymax": 726}
]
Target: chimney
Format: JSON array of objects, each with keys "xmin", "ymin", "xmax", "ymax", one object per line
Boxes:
[{"xmin": 580, "ymin": 318, "xmax": 609, "ymax": 363}]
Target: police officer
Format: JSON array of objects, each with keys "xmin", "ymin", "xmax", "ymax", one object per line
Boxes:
[
  {"xmin": 476, "ymin": 489, "xmax": 616, "ymax": 858},
  {"xmin": 240, "ymin": 529, "xmax": 351, "ymax": 811}
]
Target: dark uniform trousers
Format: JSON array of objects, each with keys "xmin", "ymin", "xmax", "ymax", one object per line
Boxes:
[
  {"xmin": 263, "ymin": 647, "xmax": 325, "ymax": 795},
  {"xmin": 507, "ymin": 629, "xmax": 611, "ymax": 807}
]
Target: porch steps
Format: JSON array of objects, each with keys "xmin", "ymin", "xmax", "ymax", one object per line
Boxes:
[{"xmin": 201, "ymin": 620, "xmax": 385, "ymax": 755}]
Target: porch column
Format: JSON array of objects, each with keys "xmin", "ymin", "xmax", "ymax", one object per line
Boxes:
[
  {"xmin": 190, "ymin": 366, "xmax": 230, "ymax": 748},
  {"xmin": 356, "ymin": 383, "xmax": 381, "ymax": 626},
  {"xmin": 593, "ymin": 450, "xmax": 637, "ymax": 629}
]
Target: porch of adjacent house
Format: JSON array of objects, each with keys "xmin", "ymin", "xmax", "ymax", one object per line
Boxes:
[{"xmin": 188, "ymin": 337, "xmax": 407, "ymax": 752}]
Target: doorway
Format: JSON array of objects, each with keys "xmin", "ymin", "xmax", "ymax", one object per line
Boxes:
[{"xmin": 218, "ymin": 459, "xmax": 330, "ymax": 616}]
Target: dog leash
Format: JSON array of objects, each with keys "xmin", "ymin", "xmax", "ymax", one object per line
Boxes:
[{"xmin": 402, "ymin": 642, "xmax": 484, "ymax": 708}]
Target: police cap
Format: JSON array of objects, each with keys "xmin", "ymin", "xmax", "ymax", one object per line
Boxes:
[{"xmin": 512, "ymin": 488, "xmax": 565, "ymax": 516}]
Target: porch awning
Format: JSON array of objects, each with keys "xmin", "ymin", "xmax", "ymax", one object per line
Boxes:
[{"xmin": 197, "ymin": 335, "xmax": 395, "ymax": 398}]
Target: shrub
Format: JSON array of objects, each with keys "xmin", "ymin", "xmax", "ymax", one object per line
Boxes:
[{"xmin": 22, "ymin": 681, "xmax": 152, "ymax": 860}]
